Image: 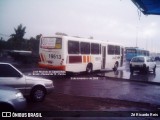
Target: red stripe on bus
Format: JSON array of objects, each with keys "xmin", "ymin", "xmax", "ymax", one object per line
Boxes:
[
  {"xmin": 39, "ymin": 63, "xmax": 65, "ymax": 71},
  {"xmin": 43, "ymin": 54, "xmax": 46, "ymax": 62},
  {"xmin": 40, "ymin": 54, "xmax": 44, "ymax": 62},
  {"xmin": 69, "ymin": 56, "xmax": 82, "ymax": 63}
]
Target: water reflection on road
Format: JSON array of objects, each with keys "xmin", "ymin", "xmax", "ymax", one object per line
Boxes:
[
  {"xmin": 98, "ymin": 68, "xmax": 160, "ymax": 83},
  {"xmin": 53, "ymin": 70, "xmax": 160, "ymax": 105}
]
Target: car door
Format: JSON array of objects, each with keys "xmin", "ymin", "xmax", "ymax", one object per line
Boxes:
[{"xmin": 0, "ymin": 64, "xmax": 26, "ymax": 94}]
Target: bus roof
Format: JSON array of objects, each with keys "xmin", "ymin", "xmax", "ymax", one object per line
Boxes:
[
  {"xmin": 41, "ymin": 35, "xmax": 123, "ymax": 47},
  {"xmin": 125, "ymin": 47, "xmax": 148, "ymax": 50}
]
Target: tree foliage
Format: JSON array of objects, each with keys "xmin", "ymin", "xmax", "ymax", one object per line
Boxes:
[
  {"xmin": 7, "ymin": 24, "xmax": 26, "ymax": 50},
  {"xmin": 11, "ymin": 24, "xmax": 26, "ymax": 40}
]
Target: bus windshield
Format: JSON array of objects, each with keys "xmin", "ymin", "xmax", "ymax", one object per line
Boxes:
[
  {"xmin": 126, "ymin": 49, "xmax": 136, "ymax": 53},
  {"xmin": 41, "ymin": 37, "xmax": 62, "ymax": 49}
]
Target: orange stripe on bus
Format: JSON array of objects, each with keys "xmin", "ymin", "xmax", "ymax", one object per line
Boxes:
[
  {"xmin": 40, "ymin": 54, "xmax": 44, "ymax": 62},
  {"xmin": 83, "ymin": 56, "xmax": 86, "ymax": 63},
  {"xmin": 87, "ymin": 56, "xmax": 89, "ymax": 62}
]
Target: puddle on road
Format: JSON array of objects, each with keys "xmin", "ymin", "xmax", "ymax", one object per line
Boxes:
[{"xmin": 98, "ymin": 70, "xmax": 160, "ymax": 83}]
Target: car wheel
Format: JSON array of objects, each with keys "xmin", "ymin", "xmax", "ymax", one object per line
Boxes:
[
  {"xmin": 145, "ymin": 67, "xmax": 149, "ymax": 74},
  {"xmin": 31, "ymin": 86, "xmax": 46, "ymax": 102},
  {"xmin": 153, "ymin": 66, "xmax": 156, "ymax": 74},
  {"xmin": 0, "ymin": 103, "xmax": 14, "ymax": 111},
  {"xmin": 130, "ymin": 68, "xmax": 134, "ymax": 75}
]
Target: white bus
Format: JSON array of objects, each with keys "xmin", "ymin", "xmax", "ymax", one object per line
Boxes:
[{"xmin": 39, "ymin": 35, "xmax": 124, "ymax": 73}]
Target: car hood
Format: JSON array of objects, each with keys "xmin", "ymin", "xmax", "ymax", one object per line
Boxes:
[{"xmin": 25, "ymin": 75, "xmax": 53, "ymax": 83}]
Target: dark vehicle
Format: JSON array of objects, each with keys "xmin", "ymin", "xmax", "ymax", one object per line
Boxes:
[
  {"xmin": 0, "ymin": 86, "xmax": 26, "ymax": 111},
  {"xmin": 155, "ymin": 56, "xmax": 160, "ymax": 61}
]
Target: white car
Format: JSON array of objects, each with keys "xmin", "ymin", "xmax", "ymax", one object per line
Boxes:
[
  {"xmin": 130, "ymin": 56, "xmax": 156, "ymax": 74},
  {"xmin": 0, "ymin": 63, "xmax": 54, "ymax": 102}
]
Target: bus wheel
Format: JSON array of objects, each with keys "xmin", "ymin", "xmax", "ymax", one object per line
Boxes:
[
  {"xmin": 86, "ymin": 63, "xmax": 93, "ymax": 74},
  {"xmin": 113, "ymin": 62, "xmax": 118, "ymax": 71}
]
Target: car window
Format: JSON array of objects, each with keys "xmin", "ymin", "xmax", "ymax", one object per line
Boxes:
[
  {"xmin": 146, "ymin": 57, "xmax": 150, "ymax": 62},
  {"xmin": 151, "ymin": 57, "xmax": 155, "ymax": 62},
  {"xmin": 131, "ymin": 57, "xmax": 144, "ymax": 62},
  {"xmin": 0, "ymin": 64, "xmax": 21, "ymax": 77}
]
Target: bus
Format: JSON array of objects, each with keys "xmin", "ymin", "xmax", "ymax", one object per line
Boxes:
[
  {"xmin": 39, "ymin": 35, "xmax": 124, "ymax": 73},
  {"xmin": 125, "ymin": 47, "xmax": 149, "ymax": 61}
]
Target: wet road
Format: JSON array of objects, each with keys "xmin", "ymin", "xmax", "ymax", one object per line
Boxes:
[
  {"xmin": 1, "ymin": 57, "xmax": 160, "ymax": 120},
  {"xmin": 2, "ymin": 57, "xmax": 160, "ymax": 107},
  {"xmin": 98, "ymin": 61, "xmax": 160, "ymax": 83},
  {"xmin": 52, "ymin": 75, "xmax": 160, "ymax": 106},
  {"xmin": 17, "ymin": 61, "xmax": 160, "ymax": 106}
]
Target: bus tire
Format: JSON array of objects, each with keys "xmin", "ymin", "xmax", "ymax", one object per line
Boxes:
[{"xmin": 86, "ymin": 63, "xmax": 93, "ymax": 74}]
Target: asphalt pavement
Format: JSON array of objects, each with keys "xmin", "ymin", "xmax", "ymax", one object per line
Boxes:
[
  {"xmin": 1, "ymin": 56, "xmax": 160, "ymax": 109},
  {"xmin": 52, "ymin": 61, "xmax": 160, "ymax": 107},
  {"xmin": 53, "ymin": 76, "xmax": 160, "ymax": 107}
]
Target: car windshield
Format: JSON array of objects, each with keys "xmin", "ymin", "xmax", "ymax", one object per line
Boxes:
[
  {"xmin": 138, "ymin": 57, "xmax": 144, "ymax": 62},
  {"xmin": 131, "ymin": 57, "xmax": 144, "ymax": 62}
]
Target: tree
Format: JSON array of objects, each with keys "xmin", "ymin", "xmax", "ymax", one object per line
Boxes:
[
  {"xmin": 11, "ymin": 24, "xmax": 26, "ymax": 40},
  {"xmin": 8, "ymin": 24, "xmax": 26, "ymax": 50},
  {"xmin": 0, "ymin": 37, "xmax": 7, "ymax": 51},
  {"xmin": 36, "ymin": 34, "xmax": 42, "ymax": 41}
]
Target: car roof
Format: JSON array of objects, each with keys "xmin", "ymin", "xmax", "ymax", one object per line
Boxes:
[
  {"xmin": 132, "ymin": 56, "xmax": 149, "ymax": 58},
  {"xmin": 131, "ymin": 56, "xmax": 150, "ymax": 60}
]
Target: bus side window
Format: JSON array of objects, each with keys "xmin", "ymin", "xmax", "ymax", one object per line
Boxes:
[
  {"xmin": 91, "ymin": 43, "xmax": 100, "ymax": 54},
  {"xmin": 80, "ymin": 42, "xmax": 90, "ymax": 54},
  {"xmin": 115, "ymin": 46, "xmax": 120, "ymax": 55},
  {"xmin": 108, "ymin": 45, "xmax": 114, "ymax": 55},
  {"xmin": 68, "ymin": 40, "xmax": 79, "ymax": 54}
]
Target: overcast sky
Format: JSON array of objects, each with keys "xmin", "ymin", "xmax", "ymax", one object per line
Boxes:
[{"xmin": 1, "ymin": 0, "xmax": 160, "ymax": 52}]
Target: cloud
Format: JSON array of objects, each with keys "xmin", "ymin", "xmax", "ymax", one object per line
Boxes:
[{"xmin": 1, "ymin": 0, "xmax": 160, "ymax": 52}]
